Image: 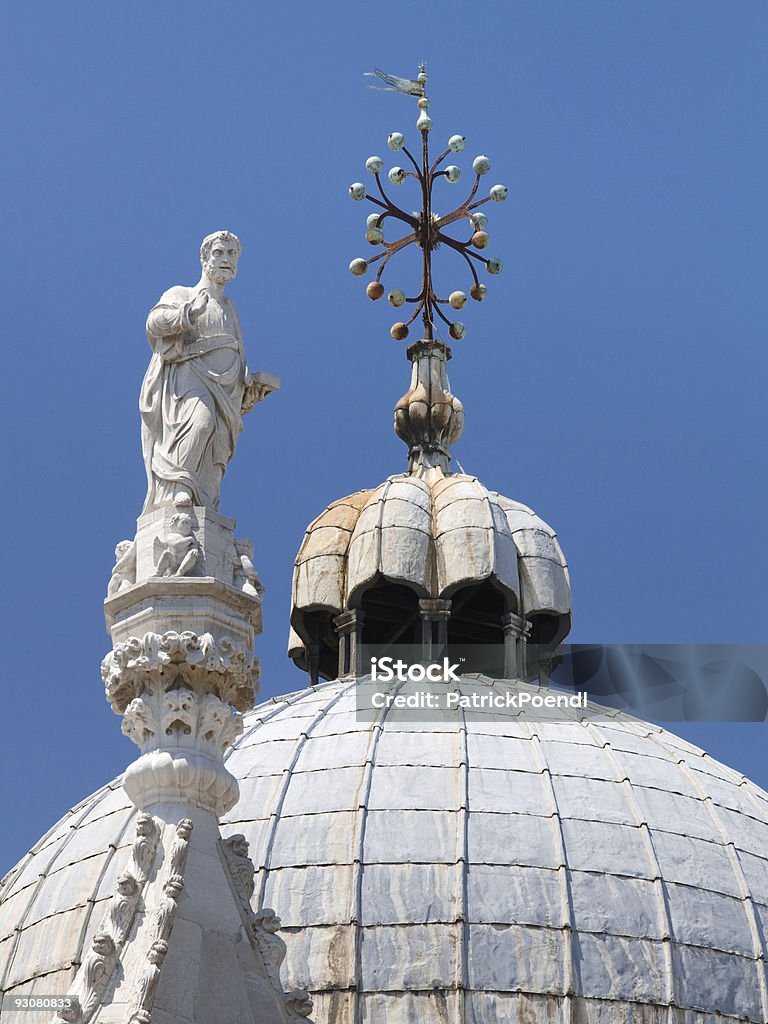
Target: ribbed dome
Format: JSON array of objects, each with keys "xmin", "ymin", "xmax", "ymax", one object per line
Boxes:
[
  {"xmin": 4, "ymin": 676, "xmax": 768, "ymax": 1022},
  {"xmin": 289, "ymin": 472, "xmax": 571, "ymax": 678}
]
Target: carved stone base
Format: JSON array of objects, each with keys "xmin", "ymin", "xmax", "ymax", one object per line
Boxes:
[
  {"xmin": 123, "ymin": 748, "xmax": 240, "ymax": 817},
  {"xmin": 134, "ymin": 504, "xmax": 237, "ymax": 583},
  {"xmin": 105, "ymin": 575, "xmax": 262, "ymax": 636}
]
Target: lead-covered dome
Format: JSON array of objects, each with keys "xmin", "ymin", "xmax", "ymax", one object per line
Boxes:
[
  {"xmin": 289, "ymin": 473, "xmax": 571, "ymax": 680},
  {"xmin": 3, "ymin": 676, "xmax": 768, "ymax": 1022}
]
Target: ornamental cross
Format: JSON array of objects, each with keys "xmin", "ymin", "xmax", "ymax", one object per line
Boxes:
[{"xmin": 349, "ymin": 64, "xmax": 507, "ymax": 342}]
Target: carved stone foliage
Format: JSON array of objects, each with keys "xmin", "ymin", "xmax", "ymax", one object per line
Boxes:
[
  {"xmin": 50, "ymin": 814, "xmax": 161, "ymax": 1024},
  {"xmin": 220, "ymin": 834, "xmax": 315, "ymax": 1023},
  {"xmin": 122, "ymin": 688, "xmax": 243, "ymax": 756},
  {"xmin": 102, "ymin": 630, "xmax": 258, "ymax": 714},
  {"xmin": 285, "ymin": 991, "xmax": 314, "ymax": 1020},
  {"xmin": 128, "ymin": 818, "xmax": 193, "ymax": 1024}
]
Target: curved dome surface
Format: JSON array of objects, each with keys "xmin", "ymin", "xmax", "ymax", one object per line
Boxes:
[
  {"xmin": 3, "ymin": 677, "xmax": 768, "ymax": 1023},
  {"xmin": 290, "ymin": 473, "xmax": 571, "ymax": 664}
]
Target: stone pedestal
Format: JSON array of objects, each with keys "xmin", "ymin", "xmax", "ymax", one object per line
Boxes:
[{"xmin": 103, "ymin": 501, "xmax": 264, "ymax": 819}]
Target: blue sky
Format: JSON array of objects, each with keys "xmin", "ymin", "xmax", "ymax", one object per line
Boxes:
[{"xmin": 1, "ymin": 1, "xmax": 767, "ymax": 872}]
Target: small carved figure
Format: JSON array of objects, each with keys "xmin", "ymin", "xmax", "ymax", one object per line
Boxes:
[
  {"xmin": 108, "ymin": 540, "xmax": 136, "ymax": 596},
  {"xmin": 122, "ymin": 696, "xmax": 156, "ymax": 749},
  {"xmin": 169, "ymin": 818, "xmax": 193, "ymax": 875},
  {"xmin": 152, "ymin": 874, "xmax": 184, "ymax": 943},
  {"xmin": 251, "ymin": 909, "xmax": 287, "ymax": 991},
  {"xmin": 232, "ymin": 539, "xmax": 264, "ymax": 599},
  {"xmin": 80, "ymin": 933, "xmax": 116, "ymax": 1019},
  {"xmin": 199, "ymin": 693, "xmax": 243, "ymax": 752},
  {"xmin": 222, "ymin": 833, "xmax": 256, "ymax": 905},
  {"xmin": 132, "ymin": 813, "xmax": 159, "ymax": 881},
  {"xmin": 155, "ymin": 495, "xmax": 199, "ymax": 577},
  {"xmin": 175, "ymin": 817, "xmax": 193, "ymax": 841},
  {"xmin": 109, "ymin": 871, "xmax": 139, "ymax": 941},
  {"xmin": 131, "ymin": 939, "xmax": 168, "ymax": 1022}
]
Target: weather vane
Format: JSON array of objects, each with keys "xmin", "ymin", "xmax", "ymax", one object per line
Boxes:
[{"xmin": 348, "ymin": 64, "xmax": 507, "ymax": 342}]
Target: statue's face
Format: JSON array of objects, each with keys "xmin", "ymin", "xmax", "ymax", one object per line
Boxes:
[{"xmin": 204, "ymin": 239, "xmax": 239, "ymax": 285}]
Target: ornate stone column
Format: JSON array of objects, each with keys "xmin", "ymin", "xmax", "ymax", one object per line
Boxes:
[
  {"xmin": 78, "ymin": 234, "xmax": 314, "ymax": 1024},
  {"xmin": 102, "ymin": 506, "xmax": 262, "ymax": 816}
]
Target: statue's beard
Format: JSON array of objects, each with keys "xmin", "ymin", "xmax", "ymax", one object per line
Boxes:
[{"xmin": 206, "ymin": 263, "xmax": 236, "ymax": 285}]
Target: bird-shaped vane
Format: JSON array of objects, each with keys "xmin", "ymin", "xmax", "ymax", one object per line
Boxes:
[
  {"xmin": 349, "ymin": 65, "xmax": 507, "ymax": 342},
  {"xmin": 363, "ymin": 64, "xmax": 427, "ymax": 97}
]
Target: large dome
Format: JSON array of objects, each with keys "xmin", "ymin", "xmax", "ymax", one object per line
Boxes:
[{"xmin": 3, "ymin": 674, "xmax": 768, "ymax": 1022}]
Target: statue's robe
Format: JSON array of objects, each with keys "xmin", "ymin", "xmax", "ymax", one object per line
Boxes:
[{"xmin": 140, "ymin": 286, "xmax": 247, "ymax": 512}]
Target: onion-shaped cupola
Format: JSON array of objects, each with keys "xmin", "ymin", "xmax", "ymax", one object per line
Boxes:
[{"xmin": 289, "ymin": 67, "xmax": 571, "ymax": 683}]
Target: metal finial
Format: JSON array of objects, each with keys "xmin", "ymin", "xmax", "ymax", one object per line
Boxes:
[{"xmin": 350, "ymin": 66, "xmax": 508, "ymax": 343}]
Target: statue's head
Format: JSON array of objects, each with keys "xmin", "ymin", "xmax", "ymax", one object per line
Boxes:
[
  {"xmin": 234, "ymin": 539, "xmax": 254, "ymax": 559},
  {"xmin": 114, "ymin": 540, "xmax": 133, "ymax": 560},
  {"xmin": 136, "ymin": 812, "xmax": 155, "ymax": 837},
  {"xmin": 116, "ymin": 871, "xmax": 138, "ymax": 896},
  {"xmin": 148, "ymin": 939, "xmax": 169, "ymax": 965},
  {"xmin": 200, "ymin": 230, "xmax": 241, "ymax": 286},
  {"xmin": 169, "ymin": 511, "xmax": 193, "ymax": 535},
  {"xmin": 92, "ymin": 933, "xmax": 115, "ymax": 957}
]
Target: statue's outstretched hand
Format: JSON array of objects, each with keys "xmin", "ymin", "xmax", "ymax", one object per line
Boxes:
[{"xmin": 188, "ymin": 288, "xmax": 209, "ymax": 323}]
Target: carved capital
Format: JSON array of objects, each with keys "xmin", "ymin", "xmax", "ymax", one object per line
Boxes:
[
  {"xmin": 102, "ymin": 630, "xmax": 259, "ymax": 714},
  {"xmin": 121, "ymin": 687, "xmax": 243, "ymax": 756}
]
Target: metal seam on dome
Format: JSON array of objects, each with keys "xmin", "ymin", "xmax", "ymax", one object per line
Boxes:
[
  {"xmin": 0, "ymin": 783, "xmax": 117, "ymax": 1008},
  {"xmin": 583, "ymin": 723, "xmax": 679, "ymax": 1008},
  {"xmin": 734, "ymin": 775, "xmax": 768, "ymax": 829},
  {"xmin": 647, "ymin": 742, "xmax": 768, "ymax": 1020},
  {"xmin": 523, "ymin": 722, "xmax": 579, "ymax": 1014},
  {"xmin": 254, "ymin": 680, "xmax": 357, "ymax": 908},
  {"xmin": 351, "ymin": 677, "xmax": 408, "ymax": 1024},
  {"xmin": 456, "ymin": 704, "xmax": 470, "ymax": 1018},
  {"xmin": 226, "ymin": 686, "xmax": 321, "ymax": 754}
]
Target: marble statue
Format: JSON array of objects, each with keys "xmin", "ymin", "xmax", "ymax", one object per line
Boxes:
[{"xmin": 140, "ymin": 231, "xmax": 272, "ymax": 513}]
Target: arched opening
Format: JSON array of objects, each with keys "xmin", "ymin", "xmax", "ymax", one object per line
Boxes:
[
  {"xmin": 446, "ymin": 580, "xmax": 509, "ymax": 675},
  {"xmin": 359, "ymin": 581, "xmax": 421, "ymax": 647}
]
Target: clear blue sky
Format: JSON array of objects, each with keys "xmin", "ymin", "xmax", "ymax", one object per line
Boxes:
[{"xmin": 2, "ymin": 1, "xmax": 767, "ymax": 873}]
